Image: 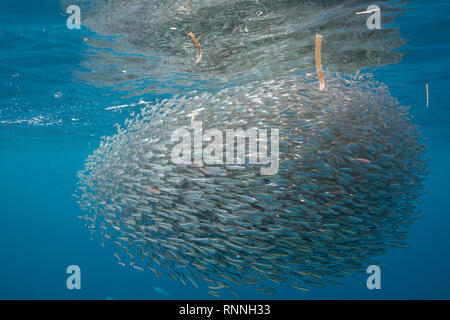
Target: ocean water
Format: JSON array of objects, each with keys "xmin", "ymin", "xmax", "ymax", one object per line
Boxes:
[{"xmin": 0, "ymin": 0, "xmax": 449, "ymax": 299}]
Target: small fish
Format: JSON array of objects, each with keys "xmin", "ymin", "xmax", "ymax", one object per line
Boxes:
[
  {"xmin": 153, "ymin": 287, "xmax": 170, "ymax": 296},
  {"xmin": 132, "ymin": 265, "xmax": 144, "ymax": 271},
  {"xmin": 148, "ymin": 188, "xmax": 162, "ymax": 194},
  {"xmin": 290, "ymin": 285, "xmax": 310, "ymax": 292},
  {"xmin": 354, "ymin": 158, "xmax": 371, "ymax": 164}
]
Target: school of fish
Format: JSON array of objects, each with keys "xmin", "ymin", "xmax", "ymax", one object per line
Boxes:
[
  {"xmin": 62, "ymin": 0, "xmax": 408, "ymax": 96},
  {"xmin": 75, "ymin": 70, "xmax": 427, "ymax": 297}
]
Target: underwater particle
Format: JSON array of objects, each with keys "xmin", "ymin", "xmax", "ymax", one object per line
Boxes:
[
  {"xmin": 315, "ymin": 34, "xmax": 325, "ymax": 91},
  {"xmin": 76, "ymin": 71, "xmax": 427, "ymax": 295},
  {"xmin": 189, "ymin": 32, "xmax": 202, "ymax": 64},
  {"xmin": 54, "ymin": 91, "xmax": 63, "ymax": 99},
  {"xmin": 426, "ymin": 83, "xmax": 429, "ymax": 107}
]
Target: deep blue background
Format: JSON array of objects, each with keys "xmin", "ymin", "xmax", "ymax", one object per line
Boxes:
[{"xmin": 0, "ymin": 0, "xmax": 449, "ymax": 299}]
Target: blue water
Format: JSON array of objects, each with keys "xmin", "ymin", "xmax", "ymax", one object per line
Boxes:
[{"xmin": 0, "ymin": 0, "xmax": 449, "ymax": 299}]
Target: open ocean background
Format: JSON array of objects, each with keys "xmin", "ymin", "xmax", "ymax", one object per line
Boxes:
[{"xmin": 0, "ymin": 0, "xmax": 449, "ymax": 299}]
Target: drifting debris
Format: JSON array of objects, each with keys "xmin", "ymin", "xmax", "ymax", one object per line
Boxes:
[
  {"xmin": 189, "ymin": 32, "xmax": 202, "ymax": 65},
  {"xmin": 315, "ymin": 34, "xmax": 325, "ymax": 91}
]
